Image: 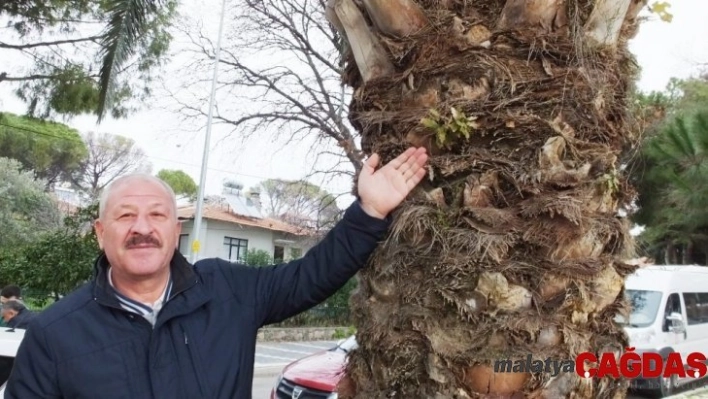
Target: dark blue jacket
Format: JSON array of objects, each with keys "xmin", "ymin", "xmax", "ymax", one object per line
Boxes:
[{"xmin": 5, "ymin": 201, "xmax": 389, "ymax": 398}]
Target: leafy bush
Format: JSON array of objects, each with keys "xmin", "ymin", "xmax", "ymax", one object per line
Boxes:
[
  {"xmin": 332, "ymin": 326, "xmax": 356, "ymax": 339},
  {"xmin": 0, "ymin": 204, "xmax": 100, "ymax": 300},
  {"xmin": 244, "ymin": 249, "xmax": 273, "ymax": 266}
]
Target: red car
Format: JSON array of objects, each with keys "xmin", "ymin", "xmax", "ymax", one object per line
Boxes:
[{"xmin": 269, "ymin": 336, "xmax": 356, "ymax": 399}]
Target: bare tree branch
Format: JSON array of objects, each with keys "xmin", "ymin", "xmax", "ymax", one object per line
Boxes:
[
  {"xmin": 70, "ymin": 132, "xmax": 152, "ymax": 200},
  {"xmin": 164, "ymin": 0, "xmax": 363, "ymax": 187},
  {"xmin": 0, "ymin": 73, "xmax": 69, "ymax": 82},
  {"xmin": 0, "ymin": 35, "xmax": 103, "ymax": 50},
  {"xmin": 252, "ymin": 178, "xmax": 342, "ymax": 231}
]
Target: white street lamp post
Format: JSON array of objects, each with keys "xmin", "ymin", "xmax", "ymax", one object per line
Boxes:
[{"xmin": 190, "ymin": 0, "xmax": 228, "ymax": 263}]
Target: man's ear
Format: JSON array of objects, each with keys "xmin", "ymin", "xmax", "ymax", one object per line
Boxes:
[
  {"xmin": 174, "ymin": 220, "xmax": 182, "ymax": 248},
  {"xmin": 95, "ymin": 219, "xmax": 105, "ymax": 250}
]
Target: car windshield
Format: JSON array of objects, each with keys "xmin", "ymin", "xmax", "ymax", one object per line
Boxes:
[
  {"xmin": 615, "ymin": 289, "xmax": 663, "ymax": 328},
  {"xmin": 334, "ymin": 336, "xmax": 358, "ymax": 354}
]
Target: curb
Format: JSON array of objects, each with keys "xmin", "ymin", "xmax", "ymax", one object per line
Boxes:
[{"xmin": 254, "ymin": 364, "xmax": 287, "ymax": 378}]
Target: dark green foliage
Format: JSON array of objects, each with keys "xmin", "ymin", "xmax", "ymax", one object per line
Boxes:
[
  {"xmin": 633, "ymin": 111, "xmax": 708, "ymax": 264},
  {"xmin": 1, "ymin": 0, "xmax": 177, "ymax": 119},
  {"xmin": 628, "ymin": 77, "xmax": 708, "ymax": 264},
  {"xmin": 0, "ymin": 157, "xmax": 63, "ymax": 250},
  {"xmin": 157, "ymin": 169, "xmax": 197, "ymax": 200},
  {"xmin": 12, "ymin": 64, "xmax": 137, "ymax": 119},
  {"xmin": 245, "ymin": 245, "xmax": 356, "ymax": 326},
  {"xmin": 244, "ymin": 249, "xmax": 273, "ymax": 267},
  {"xmin": 0, "ymin": 203, "xmax": 100, "ymax": 301},
  {"xmin": 325, "ymin": 277, "xmax": 357, "ymax": 312},
  {"xmin": 0, "ymin": 112, "xmax": 88, "ymax": 187},
  {"xmin": 0, "ymin": 0, "xmax": 94, "ymax": 34},
  {"xmin": 96, "ymin": 0, "xmax": 174, "ymax": 120},
  {"xmin": 270, "ymin": 302, "xmax": 351, "ymax": 328}
]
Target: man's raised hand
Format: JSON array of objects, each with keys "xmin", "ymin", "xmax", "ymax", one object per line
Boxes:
[{"xmin": 357, "ymin": 147, "xmax": 429, "ymax": 219}]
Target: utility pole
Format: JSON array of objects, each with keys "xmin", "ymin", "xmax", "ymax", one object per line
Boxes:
[{"xmin": 190, "ymin": 0, "xmax": 228, "ymax": 263}]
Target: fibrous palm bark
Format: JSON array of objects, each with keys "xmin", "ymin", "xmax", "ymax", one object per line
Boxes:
[{"xmin": 325, "ymin": 0, "xmax": 646, "ymax": 397}]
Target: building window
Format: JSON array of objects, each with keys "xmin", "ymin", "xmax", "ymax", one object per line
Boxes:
[
  {"xmin": 224, "ymin": 237, "xmax": 248, "ymax": 263},
  {"xmin": 178, "ymin": 234, "xmax": 190, "ymax": 254},
  {"xmin": 274, "ymin": 246, "xmax": 284, "ymax": 263}
]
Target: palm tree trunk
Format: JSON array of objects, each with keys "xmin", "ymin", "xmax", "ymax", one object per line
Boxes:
[{"xmin": 326, "ymin": 0, "xmax": 645, "ymax": 397}]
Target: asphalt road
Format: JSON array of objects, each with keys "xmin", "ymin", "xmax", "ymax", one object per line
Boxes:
[
  {"xmin": 253, "ymin": 370, "xmax": 281, "ymax": 398},
  {"xmin": 255, "ymin": 340, "xmax": 339, "ymax": 367}
]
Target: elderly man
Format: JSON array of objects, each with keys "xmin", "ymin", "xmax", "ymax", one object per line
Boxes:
[
  {"xmin": 1, "ymin": 300, "xmax": 35, "ymax": 329},
  {"xmin": 0, "ymin": 285, "xmax": 23, "ymax": 327},
  {"xmin": 6, "ymin": 147, "xmax": 428, "ymax": 398}
]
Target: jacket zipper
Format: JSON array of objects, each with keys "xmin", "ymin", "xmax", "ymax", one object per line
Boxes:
[{"xmin": 183, "ymin": 327, "xmax": 207, "ymax": 398}]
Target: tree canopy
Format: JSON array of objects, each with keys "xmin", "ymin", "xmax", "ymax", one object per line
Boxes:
[
  {"xmin": 251, "ymin": 179, "xmax": 341, "ymax": 231},
  {"xmin": 632, "ymin": 110, "xmax": 708, "ymax": 264},
  {"xmin": 0, "ymin": 157, "xmax": 62, "ymax": 251},
  {"xmin": 627, "ymin": 76, "xmax": 708, "ymax": 264},
  {"xmin": 157, "ymin": 169, "xmax": 197, "ymax": 200},
  {"xmin": 632, "ymin": 76, "xmax": 708, "ymax": 136},
  {"xmin": 0, "ymin": 0, "xmax": 177, "ymax": 120},
  {"xmin": 71, "ymin": 131, "xmax": 152, "ymax": 200},
  {"xmin": 0, "ymin": 203, "xmax": 99, "ymax": 302},
  {"xmin": 0, "ymin": 112, "xmax": 88, "ymax": 187}
]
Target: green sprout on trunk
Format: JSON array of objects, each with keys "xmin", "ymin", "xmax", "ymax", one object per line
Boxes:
[{"xmin": 421, "ymin": 107, "xmax": 479, "ymax": 149}]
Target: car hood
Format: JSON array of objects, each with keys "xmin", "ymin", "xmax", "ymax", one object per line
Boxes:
[{"xmin": 282, "ymin": 350, "xmax": 347, "ymax": 392}]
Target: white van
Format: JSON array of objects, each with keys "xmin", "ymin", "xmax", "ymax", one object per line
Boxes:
[
  {"xmin": 0, "ymin": 328, "xmax": 26, "ymax": 398},
  {"xmin": 620, "ymin": 264, "xmax": 708, "ymax": 397}
]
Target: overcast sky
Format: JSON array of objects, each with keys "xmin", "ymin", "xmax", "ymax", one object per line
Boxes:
[{"xmin": 1, "ymin": 0, "xmax": 706, "ymax": 210}]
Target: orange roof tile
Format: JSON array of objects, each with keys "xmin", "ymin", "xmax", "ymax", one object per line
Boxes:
[{"xmin": 177, "ymin": 205, "xmax": 312, "ymax": 236}]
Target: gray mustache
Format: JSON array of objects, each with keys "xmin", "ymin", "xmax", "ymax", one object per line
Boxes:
[{"xmin": 126, "ymin": 235, "xmax": 161, "ymax": 248}]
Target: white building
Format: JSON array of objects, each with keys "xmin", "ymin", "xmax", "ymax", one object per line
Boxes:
[
  {"xmin": 177, "ymin": 186, "xmax": 316, "ymax": 264},
  {"xmin": 51, "ymin": 184, "xmax": 87, "ymax": 215}
]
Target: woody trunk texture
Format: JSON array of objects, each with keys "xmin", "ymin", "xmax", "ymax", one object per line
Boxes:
[{"xmin": 325, "ymin": 0, "xmax": 648, "ymax": 397}]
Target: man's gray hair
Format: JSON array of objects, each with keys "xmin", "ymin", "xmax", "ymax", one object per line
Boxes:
[
  {"xmin": 98, "ymin": 174, "xmax": 178, "ymax": 220},
  {"xmin": 2, "ymin": 300, "xmax": 26, "ymax": 312}
]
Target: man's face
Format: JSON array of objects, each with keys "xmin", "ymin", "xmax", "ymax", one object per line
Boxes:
[
  {"xmin": 1, "ymin": 308, "xmax": 17, "ymax": 323},
  {"xmin": 95, "ymin": 178, "xmax": 181, "ymax": 279}
]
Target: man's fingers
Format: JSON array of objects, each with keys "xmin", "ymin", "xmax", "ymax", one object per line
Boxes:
[
  {"xmin": 386, "ymin": 147, "xmax": 417, "ymax": 169},
  {"xmin": 363, "ymin": 153, "xmax": 380, "ymax": 174},
  {"xmin": 404, "ymin": 151, "xmax": 429, "ymax": 174},
  {"xmin": 416, "ymin": 148, "xmax": 429, "ymax": 164},
  {"xmin": 406, "ymin": 167, "xmax": 428, "ymax": 189},
  {"xmin": 398, "ymin": 148, "xmax": 428, "ymax": 174},
  {"xmin": 398, "ymin": 160, "xmax": 413, "ymax": 175},
  {"xmin": 402, "ymin": 155, "xmax": 426, "ymax": 179},
  {"xmin": 403, "ymin": 159, "xmax": 427, "ymax": 180}
]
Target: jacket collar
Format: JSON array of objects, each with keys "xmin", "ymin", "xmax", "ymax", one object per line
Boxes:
[{"xmin": 92, "ymin": 249, "xmax": 205, "ymax": 311}]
